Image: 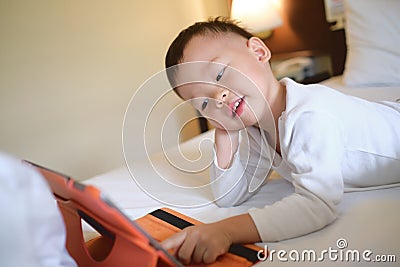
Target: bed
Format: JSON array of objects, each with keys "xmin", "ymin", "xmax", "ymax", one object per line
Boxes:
[{"xmin": 83, "ymin": 1, "xmax": 400, "ymax": 266}]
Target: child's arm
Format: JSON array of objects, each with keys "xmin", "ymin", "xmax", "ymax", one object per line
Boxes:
[
  {"xmin": 161, "ymin": 213, "xmax": 261, "ymax": 265},
  {"xmin": 212, "ymin": 128, "xmax": 250, "ymax": 206},
  {"xmin": 214, "ymin": 127, "xmax": 239, "ymax": 169},
  {"xmin": 211, "ymin": 127, "xmax": 272, "ymax": 206}
]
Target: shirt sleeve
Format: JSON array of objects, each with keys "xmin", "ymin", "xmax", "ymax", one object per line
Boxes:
[
  {"xmin": 249, "ymin": 111, "xmax": 345, "ymax": 241},
  {"xmin": 210, "ymin": 127, "xmax": 274, "ymax": 207}
]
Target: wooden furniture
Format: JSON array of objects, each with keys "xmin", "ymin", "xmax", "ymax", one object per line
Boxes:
[{"xmin": 264, "ymin": 0, "xmax": 346, "ymax": 76}]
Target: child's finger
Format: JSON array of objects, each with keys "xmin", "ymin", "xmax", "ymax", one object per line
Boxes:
[{"xmin": 161, "ymin": 231, "xmax": 187, "ymax": 251}]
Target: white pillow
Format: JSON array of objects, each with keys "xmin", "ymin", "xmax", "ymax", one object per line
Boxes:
[
  {"xmin": 0, "ymin": 153, "xmax": 77, "ymax": 267},
  {"xmin": 343, "ymin": 0, "xmax": 400, "ymax": 86}
]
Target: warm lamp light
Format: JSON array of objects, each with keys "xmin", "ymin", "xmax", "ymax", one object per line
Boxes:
[{"xmin": 231, "ymin": 0, "xmax": 282, "ymax": 38}]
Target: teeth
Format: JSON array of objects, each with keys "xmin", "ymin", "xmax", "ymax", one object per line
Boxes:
[
  {"xmin": 232, "ymin": 98, "xmax": 243, "ymax": 117},
  {"xmin": 233, "ymin": 98, "xmax": 242, "ymax": 111}
]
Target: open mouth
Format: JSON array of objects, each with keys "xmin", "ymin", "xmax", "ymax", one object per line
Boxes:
[{"xmin": 230, "ymin": 96, "xmax": 245, "ymax": 118}]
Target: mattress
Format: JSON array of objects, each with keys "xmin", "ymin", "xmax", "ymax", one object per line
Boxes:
[{"xmin": 83, "ymin": 76, "xmax": 400, "ymax": 266}]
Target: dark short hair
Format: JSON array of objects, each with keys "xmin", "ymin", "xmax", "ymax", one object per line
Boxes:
[{"xmin": 165, "ymin": 17, "xmax": 253, "ymax": 92}]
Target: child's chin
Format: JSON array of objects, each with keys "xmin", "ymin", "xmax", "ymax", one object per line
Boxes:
[
  {"xmin": 207, "ymin": 117, "xmax": 249, "ymax": 131},
  {"xmin": 214, "ymin": 123, "xmax": 247, "ymax": 131}
]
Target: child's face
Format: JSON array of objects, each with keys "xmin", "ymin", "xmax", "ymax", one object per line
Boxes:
[{"xmin": 175, "ymin": 33, "xmax": 273, "ymax": 131}]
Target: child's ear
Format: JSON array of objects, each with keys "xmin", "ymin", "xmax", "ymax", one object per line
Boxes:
[{"xmin": 247, "ymin": 37, "xmax": 271, "ymax": 63}]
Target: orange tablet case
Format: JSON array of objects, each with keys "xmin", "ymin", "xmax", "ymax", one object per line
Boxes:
[
  {"xmin": 136, "ymin": 208, "xmax": 265, "ymax": 267},
  {"xmin": 25, "ymin": 161, "xmax": 265, "ymax": 267}
]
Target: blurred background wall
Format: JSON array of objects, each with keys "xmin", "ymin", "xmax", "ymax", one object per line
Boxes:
[{"xmin": 0, "ymin": 0, "xmax": 229, "ymax": 179}]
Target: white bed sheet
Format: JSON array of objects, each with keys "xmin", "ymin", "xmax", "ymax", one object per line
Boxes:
[
  {"xmin": 321, "ymin": 75, "xmax": 400, "ymax": 103},
  {"xmin": 84, "ymin": 77, "xmax": 400, "ymax": 266}
]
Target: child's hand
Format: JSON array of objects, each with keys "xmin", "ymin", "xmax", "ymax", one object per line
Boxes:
[{"xmin": 161, "ymin": 223, "xmax": 232, "ymax": 264}]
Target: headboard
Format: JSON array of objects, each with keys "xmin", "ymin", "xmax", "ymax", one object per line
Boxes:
[{"xmin": 263, "ymin": 0, "xmax": 347, "ymax": 76}]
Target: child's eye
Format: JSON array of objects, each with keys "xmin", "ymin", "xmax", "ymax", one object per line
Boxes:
[
  {"xmin": 216, "ymin": 66, "xmax": 226, "ymax": 81},
  {"xmin": 201, "ymin": 98, "xmax": 208, "ymax": 111}
]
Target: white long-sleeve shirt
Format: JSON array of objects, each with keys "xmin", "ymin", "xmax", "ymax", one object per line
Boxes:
[{"xmin": 210, "ymin": 78, "xmax": 400, "ymax": 242}]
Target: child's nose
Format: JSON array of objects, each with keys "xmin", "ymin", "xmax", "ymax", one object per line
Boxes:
[{"xmin": 215, "ymin": 89, "xmax": 229, "ymax": 108}]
